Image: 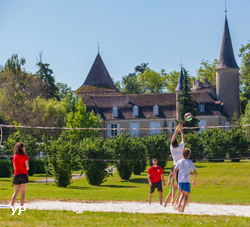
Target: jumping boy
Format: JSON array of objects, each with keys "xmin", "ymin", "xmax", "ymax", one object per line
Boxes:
[
  {"xmin": 170, "ymin": 123, "xmax": 185, "ymax": 208},
  {"xmin": 163, "ymin": 165, "xmax": 174, "ymax": 207},
  {"xmin": 148, "ymin": 158, "xmax": 165, "ymax": 205},
  {"xmin": 174, "ymin": 148, "xmax": 197, "ymax": 213}
]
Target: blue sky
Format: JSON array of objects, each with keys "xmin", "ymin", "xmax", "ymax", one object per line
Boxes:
[{"xmin": 0, "ymin": 0, "xmax": 249, "ymax": 91}]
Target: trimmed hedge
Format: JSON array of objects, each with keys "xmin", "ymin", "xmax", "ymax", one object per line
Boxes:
[{"xmin": 0, "ymin": 159, "xmax": 12, "ymax": 177}]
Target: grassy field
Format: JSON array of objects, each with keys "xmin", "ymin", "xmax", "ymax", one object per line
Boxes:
[
  {"xmin": 0, "ymin": 160, "xmax": 250, "ymax": 205},
  {"xmin": 1, "ymin": 209, "xmax": 250, "ymax": 226}
]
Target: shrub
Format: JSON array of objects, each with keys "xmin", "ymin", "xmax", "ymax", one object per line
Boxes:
[
  {"xmin": 28, "ymin": 159, "xmax": 46, "ymax": 176},
  {"xmin": 225, "ymin": 128, "xmax": 250, "ymax": 162},
  {"xmin": 131, "ymin": 136, "xmax": 147, "ymax": 175},
  {"xmin": 185, "ymin": 133, "xmax": 204, "ymax": 161},
  {"xmin": 79, "ymin": 138, "xmax": 112, "ymax": 185},
  {"xmin": 0, "ymin": 159, "xmax": 12, "ymax": 177},
  {"xmin": 201, "ymin": 128, "xmax": 227, "ymax": 162},
  {"xmin": 45, "ymin": 137, "xmax": 78, "ymax": 187},
  {"xmin": 107, "ymin": 134, "xmax": 134, "ymax": 180},
  {"xmin": 143, "ymin": 134, "xmax": 169, "ymax": 168}
]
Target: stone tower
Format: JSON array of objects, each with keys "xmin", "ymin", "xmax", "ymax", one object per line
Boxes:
[
  {"xmin": 175, "ymin": 68, "xmax": 184, "ymax": 121},
  {"xmin": 215, "ymin": 15, "xmax": 240, "ymax": 120}
]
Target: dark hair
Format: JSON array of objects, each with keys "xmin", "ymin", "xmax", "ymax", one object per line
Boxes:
[
  {"xmin": 182, "ymin": 148, "xmax": 191, "ymax": 159},
  {"xmin": 152, "ymin": 158, "xmax": 157, "ymax": 161},
  {"xmin": 13, "ymin": 142, "xmax": 25, "ymax": 155},
  {"xmin": 171, "ymin": 139, "xmax": 179, "ymax": 148}
]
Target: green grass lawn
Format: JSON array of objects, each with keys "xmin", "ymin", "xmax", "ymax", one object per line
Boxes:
[
  {"xmin": 1, "ymin": 160, "xmax": 250, "ymax": 205},
  {"xmin": 1, "ymin": 209, "xmax": 250, "ymax": 227}
]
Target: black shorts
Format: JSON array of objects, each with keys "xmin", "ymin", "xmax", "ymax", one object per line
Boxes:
[
  {"xmin": 172, "ymin": 165, "xmax": 179, "ymax": 184},
  {"xmin": 13, "ymin": 174, "xmax": 29, "ymax": 185},
  {"xmin": 150, "ymin": 181, "xmax": 162, "ymax": 193}
]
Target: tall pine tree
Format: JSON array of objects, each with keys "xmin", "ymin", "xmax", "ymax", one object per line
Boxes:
[{"xmin": 178, "ymin": 68, "xmax": 199, "ymax": 131}]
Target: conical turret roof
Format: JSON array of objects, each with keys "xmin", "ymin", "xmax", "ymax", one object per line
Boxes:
[
  {"xmin": 175, "ymin": 68, "xmax": 184, "ymax": 92},
  {"xmin": 216, "ymin": 15, "xmax": 239, "ymax": 69},
  {"xmin": 83, "ymin": 53, "xmax": 119, "ymax": 90}
]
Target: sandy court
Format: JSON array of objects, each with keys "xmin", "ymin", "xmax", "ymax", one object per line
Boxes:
[{"xmin": 1, "ymin": 201, "xmax": 250, "ymax": 217}]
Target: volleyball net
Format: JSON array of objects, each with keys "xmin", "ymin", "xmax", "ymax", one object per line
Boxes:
[{"xmin": 0, "ymin": 123, "xmax": 250, "ymax": 162}]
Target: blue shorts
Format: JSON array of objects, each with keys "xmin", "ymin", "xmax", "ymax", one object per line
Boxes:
[{"xmin": 179, "ymin": 183, "xmax": 190, "ymax": 193}]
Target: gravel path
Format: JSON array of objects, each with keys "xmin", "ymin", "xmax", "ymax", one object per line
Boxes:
[{"xmin": 1, "ymin": 201, "xmax": 250, "ymax": 217}]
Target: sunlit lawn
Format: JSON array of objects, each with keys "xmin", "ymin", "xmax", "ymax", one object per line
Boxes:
[
  {"xmin": 1, "ymin": 209, "xmax": 250, "ymax": 227},
  {"xmin": 1, "ymin": 160, "xmax": 250, "ymax": 205}
]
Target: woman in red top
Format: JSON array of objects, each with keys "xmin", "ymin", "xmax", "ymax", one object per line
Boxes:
[{"xmin": 11, "ymin": 142, "xmax": 29, "ymax": 207}]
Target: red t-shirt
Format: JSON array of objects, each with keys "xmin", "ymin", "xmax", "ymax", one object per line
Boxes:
[
  {"xmin": 12, "ymin": 154, "xmax": 29, "ymax": 175},
  {"xmin": 148, "ymin": 165, "xmax": 164, "ymax": 183}
]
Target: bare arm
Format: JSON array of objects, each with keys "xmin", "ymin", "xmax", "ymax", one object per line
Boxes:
[
  {"xmin": 13, "ymin": 163, "xmax": 15, "ymax": 171},
  {"xmin": 192, "ymin": 170, "xmax": 197, "ymax": 187},
  {"xmin": 25, "ymin": 160, "xmax": 29, "ymax": 171},
  {"xmin": 171, "ymin": 123, "xmax": 181, "ymax": 142},
  {"xmin": 161, "ymin": 174, "xmax": 165, "ymax": 186},
  {"xmin": 148, "ymin": 174, "xmax": 152, "ymax": 186},
  {"xmin": 180, "ymin": 129, "xmax": 185, "ymax": 143}
]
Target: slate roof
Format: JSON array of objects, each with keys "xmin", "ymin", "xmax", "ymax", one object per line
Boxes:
[
  {"xmin": 76, "ymin": 53, "xmax": 121, "ymax": 93},
  {"xmin": 175, "ymin": 68, "xmax": 184, "ymax": 91},
  {"xmin": 82, "ymin": 92, "xmax": 226, "ymax": 120},
  {"xmin": 216, "ymin": 15, "xmax": 239, "ymax": 69}
]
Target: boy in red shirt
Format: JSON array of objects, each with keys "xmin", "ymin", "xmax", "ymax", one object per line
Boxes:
[{"xmin": 148, "ymin": 158, "xmax": 165, "ymax": 205}]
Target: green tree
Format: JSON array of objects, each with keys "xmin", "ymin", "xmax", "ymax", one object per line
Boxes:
[
  {"xmin": 239, "ymin": 42, "xmax": 250, "ymax": 114},
  {"xmin": 178, "ymin": 68, "xmax": 199, "ymax": 130},
  {"xmin": 63, "ymin": 98, "xmax": 103, "ymax": 142},
  {"xmin": 197, "ymin": 59, "xmax": 218, "ymax": 83},
  {"xmin": 137, "ymin": 68, "xmax": 167, "ymax": 93},
  {"xmin": 36, "ymin": 52, "xmax": 59, "ymax": 100},
  {"xmin": 115, "ymin": 63, "xmax": 148, "ymax": 94},
  {"xmin": 0, "ymin": 54, "xmax": 44, "ymax": 125},
  {"xmin": 56, "ymin": 82, "xmax": 72, "ymax": 101},
  {"xmin": 120, "ymin": 73, "xmax": 143, "ymax": 94}
]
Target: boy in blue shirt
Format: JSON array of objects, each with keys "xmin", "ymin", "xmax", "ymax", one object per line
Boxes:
[{"xmin": 173, "ymin": 148, "xmax": 197, "ymax": 213}]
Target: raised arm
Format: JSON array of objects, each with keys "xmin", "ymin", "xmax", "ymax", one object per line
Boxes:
[
  {"xmin": 171, "ymin": 123, "xmax": 181, "ymax": 142},
  {"xmin": 180, "ymin": 127, "xmax": 185, "ymax": 143}
]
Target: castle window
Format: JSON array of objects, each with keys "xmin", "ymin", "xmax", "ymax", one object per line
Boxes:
[
  {"xmin": 199, "ymin": 103, "xmax": 205, "ymax": 113},
  {"xmin": 130, "ymin": 122, "xmax": 139, "ymax": 137},
  {"xmin": 107, "ymin": 123, "xmax": 120, "ymax": 137},
  {"xmin": 133, "ymin": 105, "xmax": 139, "ymax": 117},
  {"xmin": 153, "ymin": 105, "xmax": 159, "ymax": 116},
  {"xmin": 113, "ymin": 106, "xmax": 118, "ymax": 118},
  {"xmin": 150, "ymin": 121, "xmax": 160, "ymax": 135},
  {"xmin": 168, "ymin": 121, "xmax": 175, "ymax": 133}
]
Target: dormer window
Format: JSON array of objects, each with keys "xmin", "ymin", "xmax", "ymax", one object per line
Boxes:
[
  {"xmin": 199, "ymin": 103, "xmax": 205, "ymax": 113},
  {"xmin": 113, "ymin": 106, "xmax": 118, "ymax": 118},
  {"xmin": 133, "ymin": 105, "xmax": 139, "ymax": 117},
  {"xmin": 153, "ymin": 105, "xmax": 159, "ymax": 116}
]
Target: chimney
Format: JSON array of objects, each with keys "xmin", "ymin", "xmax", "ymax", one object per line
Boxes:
[{"xmin": 127, "ymin": 94, "xmax": 129, "ymax": 104}]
